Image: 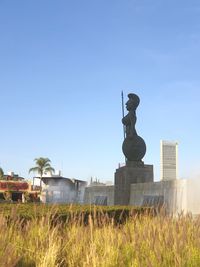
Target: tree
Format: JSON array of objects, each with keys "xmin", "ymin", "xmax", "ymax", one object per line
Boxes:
[
  {"xmin": 0, "ymin": 167, "xmax": 4, "ymax": 180},
  {"xmin": 29, "ymin": 157, "xmax": 55, "ymax": 189}
]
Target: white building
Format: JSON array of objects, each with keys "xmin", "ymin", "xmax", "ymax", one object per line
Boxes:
[
  {"xmin": 41, "ymin": 177, "xmax": 83, "ymax": 203},
  {"xmin": 160, "ymin": 140, "xmax": 178, "ymax": 181},
  {"xmin": 34, "ymin": 172, "xmax": 87, "ymax": 203}
]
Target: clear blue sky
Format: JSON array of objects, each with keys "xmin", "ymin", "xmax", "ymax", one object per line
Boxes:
[{"xmin": 0, "ymin": 0, "xmax": 200, "ymax": 182}]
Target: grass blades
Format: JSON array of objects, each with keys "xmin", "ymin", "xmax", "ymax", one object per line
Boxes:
[{"xmin": 0, "ymin": 205, "xmax": 199, "ymax": 266}]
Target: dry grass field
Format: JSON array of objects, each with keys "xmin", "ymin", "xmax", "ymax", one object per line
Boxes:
[{"xmin": 0, "ymin": 204, "xmax": 200, "ymax": 267}]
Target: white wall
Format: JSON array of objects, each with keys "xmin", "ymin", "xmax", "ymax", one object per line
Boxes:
[
  {"xmin": 130, "ymin": 179, "xmax": 187, "ymax": 214},
  {"xmin": 84, "ymin": 186, "xmax": 114, "ymax": 206}
]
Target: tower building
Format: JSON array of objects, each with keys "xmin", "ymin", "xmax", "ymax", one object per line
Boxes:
[{"xmin": 160, "ymin": 140, "xmax": 178, "ymax": 180}]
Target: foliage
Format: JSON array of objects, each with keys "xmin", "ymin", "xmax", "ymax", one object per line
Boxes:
[
  {"xmin": 0, "ymin": 167, "xmax": 4, "ymax": 180},
  {"xmin": 0, "ymin": 204, "xmax": 199, "ymax": 266},
  {"xmin": 29, "ymin": 157, "xmax": 55, "ymax": 188},
  {"xmin": 2, "ymin": 192, "xmax": 12, "ymax": 202},
  {"xmin": 23, "ymin": 192, "xmax": 31, "ymax": 203},
  {"xmin": 0, "ymin": 203, "xmax": 152, "ymax": 224}
]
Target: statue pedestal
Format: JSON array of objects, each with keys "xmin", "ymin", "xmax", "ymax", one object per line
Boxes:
[{"xmin": 114, "ymin": 161, "xmax": 154, "ymax": 205}]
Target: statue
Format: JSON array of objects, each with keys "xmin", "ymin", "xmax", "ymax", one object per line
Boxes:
[{"xmin": 122, "ymin": 93, "xmax": 146, "ymax": 162}]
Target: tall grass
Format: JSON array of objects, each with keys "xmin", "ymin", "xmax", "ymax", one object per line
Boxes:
[{"xmin": 0, "ymin": 206, "xmax": 200, "ymax": 267}]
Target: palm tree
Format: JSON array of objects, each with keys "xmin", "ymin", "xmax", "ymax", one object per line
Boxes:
[
  {"xmin": 0, "ymin": 167, "xmax": 4, "ymax": 180},
  {"xmin": 29, "ymin": 157, "xmax": 55, "ymax": 189}
]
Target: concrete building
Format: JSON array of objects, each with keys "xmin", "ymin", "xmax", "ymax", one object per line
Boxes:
[
  {"xmin": 84, "ymin": 173, "xmax": 200, "ymax": 215},
  {"xmin": 84, "ymin": 141, "xmax": 200, "ymax": 215},
  {"xmin": 39, "ymin": 173, "xmax": 87, "ymax": 203},
  {"xmin": 160, "ymin": 140, "xmax": 178, "ymax": 181},
  {"xmin": 84, "ymin": 178, "xmax": 114, "ymax": 205},
  {"xmin": 84, "ymin": 185, "xmax": 114, "ymax": 206}
]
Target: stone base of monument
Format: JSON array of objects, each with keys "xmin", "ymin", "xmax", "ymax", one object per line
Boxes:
[{"xmin": 114, "ymin": 161, "xmax": 154, "ymax": 205}]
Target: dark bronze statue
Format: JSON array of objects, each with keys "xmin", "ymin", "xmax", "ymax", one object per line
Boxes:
[
  {"xmin": 122, "ymin": 93, "xmax": 146, "ymax": 162},
  {"xmin": 122, "ymin": 93, "xmax": 139, "ymax": 137}
]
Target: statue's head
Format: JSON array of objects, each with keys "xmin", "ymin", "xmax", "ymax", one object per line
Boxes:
[{"xmin": 126, "ymin": 93, "xmax": 140, "ymax": 111}]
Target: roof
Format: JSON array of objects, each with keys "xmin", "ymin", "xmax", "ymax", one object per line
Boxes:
[
  {"xmin": 34, "ymin": 176, "xmax": 86, "ymax": 184},
  {"xmin": 40, "ymin": 176, "xmax": 71, "ymax": 181},
  {"xmin": 2, "ymin": 175, "xmax": 25, "ymax": 181}
]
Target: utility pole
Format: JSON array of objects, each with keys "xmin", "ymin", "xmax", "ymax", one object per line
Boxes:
[
  {"xmin": 121, "ymin": 91, "xmax": 127, "ymax": 164},
  {"xmin": 121, "ymin": 91, "xmax": 125, "ymax": 140}
]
